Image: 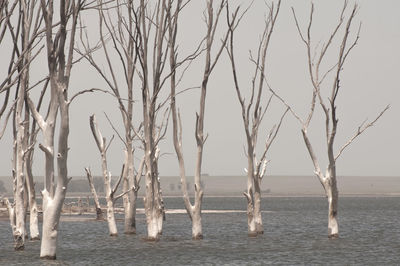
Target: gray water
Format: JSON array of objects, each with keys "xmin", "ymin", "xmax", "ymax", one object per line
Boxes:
[{"xmin": 1, "ymin": 197, "xmax": 400, "ymax": 265}]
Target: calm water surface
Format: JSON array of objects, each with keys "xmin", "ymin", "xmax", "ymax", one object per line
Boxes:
[{"xmin": 1, "ymin": 197, "xmax": 400, "ymax": 265}]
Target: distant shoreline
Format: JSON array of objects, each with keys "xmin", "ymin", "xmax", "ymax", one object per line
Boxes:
[{"xmin": 1, "ymin": 175, "xmax": 399, "ymax": 197}]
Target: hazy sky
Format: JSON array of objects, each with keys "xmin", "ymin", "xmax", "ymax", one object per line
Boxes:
[{"xmin": 0, "ymin": 0, "xmax": 399, "ymax": 178}]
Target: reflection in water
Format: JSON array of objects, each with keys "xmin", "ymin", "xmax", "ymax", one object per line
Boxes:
[{"xmin": 1, "ymin": 197, "xmax": 400, "ymax": 265}]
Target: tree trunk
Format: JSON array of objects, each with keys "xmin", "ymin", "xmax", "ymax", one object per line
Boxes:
[
  {"xmin": 143, "ymin": 143, "xmax": 162, "ymax": 240},
  {"xmin": 28, "ymin": 195, "xmax": 40, "ymax": 240},
  {"xmin": 40, "ymin": 77, "xmax": 70, "ymax": 259},
  {"xmin": 104, "ymin": 171, "xmax": 118, "ymax": 236},
  {"xmin": 8, "ymin": 138, "xmax": 24, "ymax": 251},
  {"xmin": 325, "ymin": 177, "xmax": 339, "ymax": 238},
  {"xmin": 4, "ymin": 198, "xmax": 16, "ymax": 241},
  {"xmin": 154, "ymin": 165, "xmax": 164, "ymax": 236},
  {"xmin": 40, "ymin": 188, "xmax": 67, "ymax": 259},
  {"xmin": 106, "ymin": 197, "xmax": 118, "ymax": 236},
  {"xmin": 123, "ymin": 147, "xmax": 136, "ymax": 234},
  {"xmin": 144, "ymin": 195, "xmax": 160, "ymax": 240},
  {"xmin": 245, "ymin": 152, "xmax": 257, "ymax": 237},
  {"xmin": 77, "ymin": 197, "xmax": 83, "ymax": 215},
  {"xmin": 85, "ymin": 169, "xmax": 103, "ymax": 220},
  {"xmin": 14, "ymin": 133, "xmax": 26, "ymax": 251},
  {"xmin": 192, "ymin": 204, "xmax": 203, "ymax": 240},
  {"xmin": 25, "ymin": 151, "xmax": 40, "ymax": 240},
  {"xmin": 245, "ymin": 192, "xmax": 256, "ymax": 237},
  {"xmin": 124, "ymin": 192, "xmax": 137, "ymax": 234},
  {"xmin": 253, "ymin": 177, "xmax": 263, "ymax": 234}
]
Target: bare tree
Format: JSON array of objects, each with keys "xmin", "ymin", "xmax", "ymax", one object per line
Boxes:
[
  {"xmin": 27, "ymin": 0, "xmax": 86, "ymax": 259},
  {"xmin": 2, "ymin": 0, "xmax": 45, "ymax": 249},
  {"xmin": 77, "ymin": 0, "xmax": 143, "ymax": 235},
  {"xmin": 87, "ymin": 115, "xmax": 131, "ymax": 236},
  {"xmin": 132, "ymin": 0, "xmax": 179, "ymax": 240},
  {"xmin": 226, "ymin": 0, "xmax": 288, "ymax": 236},
  {"xmin": 169, "ymin": 0, "xmax": 230, "ymax": 239},
  {"xmin": 271, "ymin": 1, "xmax": 389, "ymax": 238}
]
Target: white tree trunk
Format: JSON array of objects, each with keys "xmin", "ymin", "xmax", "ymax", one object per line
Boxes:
[
  {"xmin": 100, "ymin": 156, "xmax": 118, "ymax": 236},
  {"xmin": 253, "ymin": 174, "xmax": 264, "ymax": 235},
  {"xmin": 245, "ymin": 155, "xmax": 257, "ymax": 237},
  {"xmin": 14, "ymin": 172, "xmax": 25, "ymax": 250},
  {"xmin": 4, "ymin": 198, "xmax": 16, "ymax": 240},
  {"xmin": 106, "ymin": 196, "xmax": 118, "ymax": 236},
  {"xmin": 14, "ymin": 90, "xmax": 27, "ymax": 250},
  {"xmin": 245, "ymin": 195, "xmax": 256, "ymax": 237},
  {"xmin": 154, "ymin": 166, "xmax": 164, "ymax": 236},
  {"xmin": 25, "ymin": 155, "xmax": 40, "ymax": 240},
  {"xmin": 191, "ymin": 204, "xmax": 203, "ymax": 240},
  {"xmin": 144, "ymin": 194, "xmax": 160, "ymax": 240},
  {"xmin": 40, "ymin": 187, "xmax": 67, "ymax": 259},
  {"xmin": 324, "ymin": 177, "xmax": 339, "ymax": 238},
  {"xmin": 143, "ymin": 142, "xmax": 162, "ymax": 240},
  {"xmin": 253, "ymin": 182, "xmax": 263, "ymax": 235},
  {"xmin": 39, "ymin": 79, "xmax": 70, "ymax": 260},
  {"xmin": 123, "ymin": 148, "xmax": 136, "ymax": 234},
  {"xmin": 28, "ymin": 196, "xmax": 40, "ymax": 240}
]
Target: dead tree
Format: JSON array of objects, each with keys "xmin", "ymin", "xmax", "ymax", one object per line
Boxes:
[
  {"xmin": 169, "ymin": 0, "xmax": 230, "ymax": 239},
  {"xmin": 27, "ymin": 0, "xmax": 87, "ymax": 259},
  {"xmin": 226, "ymin": 0, "xmax": 288, "ymax": 236},
  {"xmin": 88, "ymin": 115, "xmax": 133, "ymax": 236},
  {"xmin": 131, "ymin": 0, "xmax": 179, "ymax": 240},
  {"xmin": 77, "ymin": 0, "xmax": 143, "ymax": 235},
  {"xmin": 85, "ymin": 168, "xmax": 103, "ymax": 220},
  {"xmin": 3, "ymin": 0, "xmax": 45, "ymax": 249},
  {"xmin": 272, "ymin": 1, "xmax": 389, "ymax": 238}
]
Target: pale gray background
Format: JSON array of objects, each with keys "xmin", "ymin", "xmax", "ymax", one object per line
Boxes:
[{"xmin": 0, "ymin": 0, "xmax": 398, "ymax": 179}]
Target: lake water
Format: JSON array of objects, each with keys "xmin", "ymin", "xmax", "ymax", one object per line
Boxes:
[{"xmin": 1, "ymin": 196, "xmax": 400, "ymax": 265}]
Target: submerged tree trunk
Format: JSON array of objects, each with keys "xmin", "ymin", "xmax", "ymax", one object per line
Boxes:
[
  {"xmin": 244, "ymin": 170, "xmax": 256, "ymax": 237},
  {"xmin": 191, "ymin": 205, "xmax": 202, "ymax": 240},
  {"xmin": 123, "ymin": 147, "xmax": 135, "ymax": 234},
  {"xmin": 106, "ymin": 194, "xmax": 118, "ymax": 236},
  {"xmin": 324, "ymin": 176, "xmax": 339, "ymax": 238},
  {"xmin": 25, "ymin": 144, "xmax": 40, "ymax": 240},
  {"xmin": 253, "ymin": 177, "xmax": 263, "ymax": 235},
  {"xmin": 40, "ymin": 188, "xmax": 67, "ymax": 259},
  {"xmin": 85, "ymin": 168, "xmax": 103, "ymax": 220},
  {"xmin": 143, "ymin": 151, "xmax": 162, "ymax": 240},
  {"xmin": 4, "ymin": 198, "xmax": 17, "ymax": 242}
]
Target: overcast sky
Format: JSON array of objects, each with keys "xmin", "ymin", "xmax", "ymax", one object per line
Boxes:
[{"xmin": 0, "ymin": 0, "xmax": 399, "ymax": 178}]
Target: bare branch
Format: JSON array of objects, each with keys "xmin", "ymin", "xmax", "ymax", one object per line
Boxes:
[
  {"xmin": 103, "ymin": 112, "xmax": 127, "ymax": 148},
  {"xmin": 68, "ymin": 88, "xmax": 109, "ymax": 105},
  {"xmin": 335, "ymin": 105, "xmax": 389, "ymax": 161},
  {"xmin": 26, "ymin": 95, "xmax": 46, "ymax": 131},
  {"xmin": 268, "ymin": 85, "xmax": 303, "ymax": 125},
  {"xmin": 89, "ymin": 114, "xmax": 105, "ymax": 152},
  {"xmin": 111, "ymin": 164, "xmax": 125, "ymax": 196}
]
